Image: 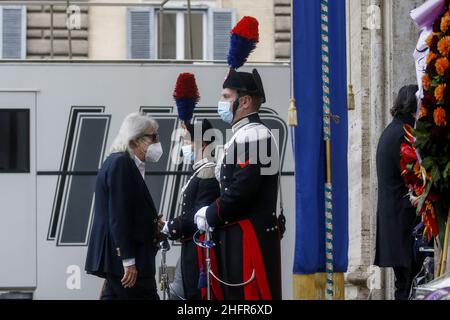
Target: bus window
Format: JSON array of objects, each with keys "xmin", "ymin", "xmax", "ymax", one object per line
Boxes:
[{"xmin": 0, "ymin": 109, "xmax": 30, "ymax": 173}]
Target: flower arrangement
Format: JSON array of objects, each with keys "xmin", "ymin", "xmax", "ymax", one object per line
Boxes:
[
  {"xmin": 400, "ymin": 124, "xmax": 439, "ymax": 240},
  {"xmin": 403, "ymin": 0, "xmax": 450, "ymax": 241}
]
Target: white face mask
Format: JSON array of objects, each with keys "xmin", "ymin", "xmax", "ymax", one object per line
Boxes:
[
  {"xmin": 217, "ymin": 100, "xmax": 234, "ymax": 124},
  {"xmin": 145, "ymin": 142, "xmax": 163, "ymax": 163},
  {"xmin": 181, "ymin": 144, "xmax": 194, "ymax": 163}
]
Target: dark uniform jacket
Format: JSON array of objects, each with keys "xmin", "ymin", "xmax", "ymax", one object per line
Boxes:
[
  {"xmin": 85, "ymin": 152, "xmax": 160, "ymax": 279},
  {"xmin": 375, "ymin": 117, "xmax": 419, "ymax": 268},
  {"xmin": 167, "ymin": 158, "xmax": 220, "ymax": 300},
  {"xmin": 205, "ymin": 113, "xmax": 282, "ymax": 300}
]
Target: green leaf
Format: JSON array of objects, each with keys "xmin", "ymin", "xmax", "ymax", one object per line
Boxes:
[
  {"xmin": 422, "ymin": 157, "xmax": 434, "ymax": 170},
  {"xmin": 432, "ymin": 166, "xmax": 441, "ymax": 184},
  {"xmin": 443, "ymin": 162, "xmax": 450, "ymax": 179}
]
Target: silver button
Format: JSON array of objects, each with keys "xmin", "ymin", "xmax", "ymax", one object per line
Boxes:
[
  {"xmin": 275, "ymin": 226, "xmax": 278, "ymax": 229},
  {"xmin": 271, "ymin": 227, "xmax": 275, "ymax": 231},
  {"xmin": 225, "ymin": 188, "xmax": 228, "ymax": 191},
  {"xmin": 170, "ymin": 221, "xmax": 174, "ymax": 225},
  {"xmin": 184, "ymin": 194, "xmax": 186, "ymax": 197},
  {"xmin": 273, "ymin": 212, "xmax": 276, "ymax": 216},
  {"xmin": 172, "ymin": 230, "xmax": 176, "ymax": 234},
  {"xmin": 266, "ymin": 228, "xmax": 270, "ymax": 232},
  {"xmin": 225, "ymin": 221, "xmax": 229, "ymax": 224}
]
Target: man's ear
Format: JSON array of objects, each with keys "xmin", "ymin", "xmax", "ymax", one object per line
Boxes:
[{"xmin": 243, "ymin": 95, "xmax": 253, "ymax": 110}]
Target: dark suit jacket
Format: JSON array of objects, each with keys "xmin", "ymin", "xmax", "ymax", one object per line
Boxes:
[
  {"xmin": 375, "ymin": 117, "xmax": 419, "ymax": 268},
  {"xmin": 85, "ymin": 152, "xmax": 160, "ymax": 278}
]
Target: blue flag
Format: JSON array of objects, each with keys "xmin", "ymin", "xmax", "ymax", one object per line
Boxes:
[{"xmin": 293, "ymin": 0, "xmax": 349, "ymax": 274}]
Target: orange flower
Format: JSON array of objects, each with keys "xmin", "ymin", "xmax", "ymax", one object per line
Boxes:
[
  {"xmin": 427, "ymin": 51, "xmax": 438, "ymax": 64},
  {"xmin": 435, "ymin": 84, "xmax": 446, "ymax": 102},
  {"xmin": 442, "ymin": 15, "xmax": 450, "ymax": 33},
  {"xmin": 422, "ymin": 74, "xmax": 431, "ymax": 90},
  {"xmin": 419, "ymin": 104, "xmax": 428, "ymax": 119},
  {"xmin": 434, "ymin": 106, "xmax": 447, "ymax": 126},
  {"xmin": 426, "ymin": 33, "xmax": 435, "ymax": 47},
  {"xmin": 438, "ymin": 36, "xmax": 450, "ymax": 56},
  {"xmin": 435, "ymin": 57, "xmax": 450, "ymax": 75}
]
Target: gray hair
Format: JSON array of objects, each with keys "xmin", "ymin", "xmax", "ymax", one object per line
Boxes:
[{"xmin": 110, "ymin": 112, "xmax": 159, "ymax": 155}]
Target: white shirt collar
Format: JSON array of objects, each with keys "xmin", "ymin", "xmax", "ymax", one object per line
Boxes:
[
  {"xmin": 232, "ymin": 112, "xmax": 258, "ymax": 133},
  {"xmin": 133, "ymin": 155, "xmax": 146, "ymax": 179}
]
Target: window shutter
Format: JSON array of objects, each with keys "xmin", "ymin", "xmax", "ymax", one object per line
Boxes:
[
  {"xmin": 128, "ymin": 8, "xmax": 155, "ymax": 59},
  {"xmin": 209, "ymin": 9, "xmax": 235, "ymax": 61},
  {"xmin": 1, "ymin": 6, "xmax": 26, "ymax": 59}
]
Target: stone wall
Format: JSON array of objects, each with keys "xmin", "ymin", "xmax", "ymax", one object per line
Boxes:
[
  {"xmin": 222, "ymin": 0, "xmax": 276, "ymax": 62},
  {"xmin": 26, "ymin": 5, "xmax": 89, "ymax": 59},
  {"xmin": 274, "ymin": 0, "xmax": 290, "ymax": 59}
]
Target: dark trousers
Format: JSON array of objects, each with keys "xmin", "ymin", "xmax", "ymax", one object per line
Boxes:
[
  {"xmin": 393, "ymin": 264, "xmax": 421, "ymax": 300},
  {"xmin": 101, "ymin": 274, "xmax": 160, "ymax": 300}
]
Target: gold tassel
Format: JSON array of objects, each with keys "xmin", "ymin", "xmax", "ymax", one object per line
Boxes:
[
  {"xmin": 348, "ymin": 84, "xmax": 355, "ymax": 111},
  {"xmin": 288, "ymin": 98, "xmax": 298, "ymax": 127}
]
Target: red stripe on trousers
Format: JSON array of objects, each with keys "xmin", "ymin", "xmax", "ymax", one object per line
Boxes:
[{"xmin": 239, "ymin": 219, "xmax": 272, "ymax": 300}]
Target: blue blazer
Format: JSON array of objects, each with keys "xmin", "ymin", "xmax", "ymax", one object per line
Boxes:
[{"xmin": 85, "ymin": 152, "xmax": 160, "ymax": 278}]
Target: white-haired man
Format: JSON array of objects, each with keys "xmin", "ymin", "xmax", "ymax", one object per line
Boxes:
[{"xmin": 85, "ymin": 112, "xmax": 163, "ymax": 300}]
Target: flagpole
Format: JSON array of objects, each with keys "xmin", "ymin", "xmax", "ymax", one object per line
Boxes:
[{"xmin": 320, "ymin": 0, "xmax": 335, "ymax": 301}]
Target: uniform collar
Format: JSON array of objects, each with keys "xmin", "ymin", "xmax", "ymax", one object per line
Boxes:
[
  {"xmin": 232, "ymin": 112, "xmax": 260, "ymax": 133},
  {"xmin": 193, "ymin": 157, "xmax": 212, "ymax": 171}
]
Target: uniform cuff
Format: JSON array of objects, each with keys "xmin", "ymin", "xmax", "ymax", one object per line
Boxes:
[
  {"xmin": 206, "ymin": 200, "xmax": 223, "ymax": 228},
  {"xmin": 122, "ymin": 258, "xmax": 135, "ymax": 267}
]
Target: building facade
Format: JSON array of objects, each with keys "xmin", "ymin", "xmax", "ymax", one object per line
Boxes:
[
  {"xmin": 0, "ymin": 0, "xmax": 284, "ymax": 61},
  {"xmin": 0, "ymin": 0, "xmax": 433, "ymax": 300}
]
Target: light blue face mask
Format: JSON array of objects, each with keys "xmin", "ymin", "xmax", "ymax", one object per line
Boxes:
[
  {"xmin": 217, "ymin": 101, "xmax": 234, "ymax": 124},
  {"xmin": 181, "ymin": 144, "xmax": 195, "ymax": 163}
]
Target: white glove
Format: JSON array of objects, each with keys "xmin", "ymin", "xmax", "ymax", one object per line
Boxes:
[
  {"xmin": 194, "ymin": 206, "xmax": 209, "ymax": 232},
  {"xmin": 162, "ymin": 221, "xmax": 170, "ymax": 236}
]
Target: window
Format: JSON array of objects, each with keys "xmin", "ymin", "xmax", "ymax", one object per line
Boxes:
[
  {"xmin": 208, "ymin": 8, "xmax": 235, "ymax": 60},
  {"xmin": 128, "ymin": 7, "xmax": 235, "ymax": 61},
  {"xmin": 0, "ymin": 109, "xmax": 30, "ymax": 173},
  {"xmin": 128, "ymin": 8, "xmax": 155, "ymax": 59},
  {"xmin": 0, "ymin": 6, "xmax": 26, "ymax": 59},
  {"xmin": 157, "ymin": 11, "xmax": 177, "ymax": 59},
  {"xmin": 157, "ymin": 11, "xmax": 205, "ymax": 60},
  {"xmin": 184, "ymin": 12, "xmax": 204, "ymax": 60}
]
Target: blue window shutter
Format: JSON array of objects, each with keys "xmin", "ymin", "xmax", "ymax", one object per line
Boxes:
[
  {"xmin": 1, "ymin": 6, "xmax": 26, "ymax": 59},
  {"xmin": 128, "ymin": 8, "xmax": 155, "ymax": 59},
  {"xmin": 209, "ymin": 8, "xmax": 235, "ymax": 61}
]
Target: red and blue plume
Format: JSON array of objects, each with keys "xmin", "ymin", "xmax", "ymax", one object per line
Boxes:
[
  {"xmin": 173, "ymin": 73, "xmax": 200, "ymax": 122},
  {"xmin": 227, "ymin": 16, "xmax": 259, "ymax": 70}
]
